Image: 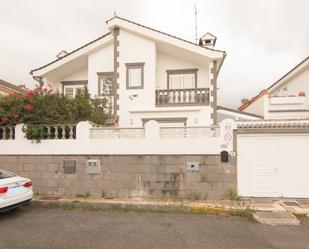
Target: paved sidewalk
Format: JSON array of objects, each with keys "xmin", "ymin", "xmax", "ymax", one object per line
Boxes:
[{"xmin": 32, "ymin": 195, "xmax": 309, "ymax": 216}]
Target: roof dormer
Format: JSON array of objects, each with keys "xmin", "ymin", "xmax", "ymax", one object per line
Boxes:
[{"xmin": 199, "ymin": 33, "xmax": 217, "ymax": 48}]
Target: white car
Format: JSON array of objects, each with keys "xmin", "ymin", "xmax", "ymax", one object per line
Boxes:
[{"xmin": 0, "ymin": 169, "xmax": 33, "ymax": 212}]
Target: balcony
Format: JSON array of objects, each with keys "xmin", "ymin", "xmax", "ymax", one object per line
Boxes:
[
  {"xmin": 156, "ymin": 88, "xmax": 210, "ymax": 106},
  {"xmin": 268, "ymin": 96, "xmax": 307, "ymax": 112}
]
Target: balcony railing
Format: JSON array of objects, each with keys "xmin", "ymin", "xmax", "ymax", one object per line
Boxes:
[
  {"xmin": 41, "ymin": 124, "xmax": 76, "ymax": 139},
  {"xmin": 90, "ymin": 127, "xmax": 145, "ymax": 139},
  {"xmin": 0, "ymin": 126, "xmax": 15, "ymax": 140},
  {"xmin": 156, "ymin": 88, "xmax": 210, "ymax": 106},
  {"xmin": 160, "ymin": 126, "xmax": 217, "ymax": 138},
  {"xmin": 269, "ymin": 96, "xmax": 307, "ymax": 111}
]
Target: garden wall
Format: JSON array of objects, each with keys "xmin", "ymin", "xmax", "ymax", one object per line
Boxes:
[{"xmin": 0, "ymin": 155, "xmax": 236, "ymax": 200}]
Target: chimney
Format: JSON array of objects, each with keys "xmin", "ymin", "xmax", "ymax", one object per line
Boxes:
[
  {"xmin": 56, "ymin": 50, "xmax": 68, "ymax": 59},
  {"xmin": 199, "ymin": 33, "xmax": 217, "ymax": 48}
]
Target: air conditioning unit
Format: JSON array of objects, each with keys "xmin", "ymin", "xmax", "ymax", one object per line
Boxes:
[{"xmin": 86, "ymin": 160, "xmax": 101, "ymax": 174}]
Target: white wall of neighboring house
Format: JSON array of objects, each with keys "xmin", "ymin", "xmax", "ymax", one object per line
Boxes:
[
  {"xmin": 242, "ymin": 94, "xmax": 266, "ymax": 117},
  {"xmin": 242, "ymin": 62, "xmax": 309, "ymax": 119},
  {"xmin": 271, "ymin": 66, "xmax": 309, "ymax": 99}
]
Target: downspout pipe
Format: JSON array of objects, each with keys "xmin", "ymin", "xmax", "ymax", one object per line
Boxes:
[{"xmin": 29, "ymin": 71, "xmax": 44, "ymax": 87}]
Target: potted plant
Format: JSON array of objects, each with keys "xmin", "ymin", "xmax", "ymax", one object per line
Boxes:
[{"xmin": 298, "ymin": 91, "xmax": 306, "ymax": 97}]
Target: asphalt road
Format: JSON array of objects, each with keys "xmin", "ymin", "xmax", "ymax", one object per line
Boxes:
[{"xmin": 0, "ymin": 206, "xmax": 308, "ymax": 249}]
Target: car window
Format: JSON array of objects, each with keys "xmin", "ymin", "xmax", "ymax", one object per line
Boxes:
[{"xmin": 0, "ymin": 169, "xmax": 16, "ymax": 179}]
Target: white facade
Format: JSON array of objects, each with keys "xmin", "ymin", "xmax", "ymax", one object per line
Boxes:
[{"xmin": 31, "ymin": 16, "xmax": 226, "ymax": 128}]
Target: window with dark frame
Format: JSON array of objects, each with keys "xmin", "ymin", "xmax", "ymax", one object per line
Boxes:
[
  {"xmin": 98, "ymin": 72, "xmax": 113, "ymax": 96},
  {"xmin": 61, "ymin": 81, "xmax": 88, "ymax": 99},
  {"xmin": 126, "ymin": 62, "xmax": 145, "ymax": 89},
  {"xmin": 166, "ymin": 68, "xmax": 198, "ymax": 89}
]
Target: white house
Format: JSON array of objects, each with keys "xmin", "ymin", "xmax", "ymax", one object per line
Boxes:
[
  {"xmin": 239, "ymin": 56, "xmax": 309, "ymax": 119},
  {"xmin": 30, "ymin": 16, "xmax": 227, "ymax": 128},
  {"xmin": 3, "ymin": 16, "xmax": 309, "ymax": 199}
]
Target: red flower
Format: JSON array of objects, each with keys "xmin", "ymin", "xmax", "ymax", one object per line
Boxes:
[
  {"xmin": 9, "ymin": 92, "xmax": 17, "ymax": 97},
  {"xmin": 1, "ymin": 117, "xmax": 9, "ymax": 123},
  {"xmin": 25, "ymin": 105, "xmax": 34, "ymax": 111},
  {"xmin": 25, "ymin": 91, "xmax": 33, "ymax": 98},
  {"xmin": 11, "ymin": 114, "xmax": 19, "ymax": 119}
]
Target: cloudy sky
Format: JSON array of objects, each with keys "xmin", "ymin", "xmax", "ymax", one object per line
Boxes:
[{"xmin": 0, "ymin": 0, "xmax": 308, "ymax": 107}]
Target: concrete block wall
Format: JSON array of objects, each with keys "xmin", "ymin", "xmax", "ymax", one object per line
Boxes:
[{"xmin": 0, "ymin": 155, "xmax": 236, "ymax": 200}]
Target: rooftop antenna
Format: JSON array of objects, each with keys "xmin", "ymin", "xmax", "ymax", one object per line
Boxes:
[{"xmin": 194, "ymin": 4, "xmax": 198, "ymax": 44}]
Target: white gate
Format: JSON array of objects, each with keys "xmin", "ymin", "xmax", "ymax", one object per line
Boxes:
[{"xmin": 238, "ymin": 134, "xmax": 309, "ymax": 198}]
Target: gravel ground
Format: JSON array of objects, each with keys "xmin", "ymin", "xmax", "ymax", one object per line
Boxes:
[{"xmin": 0, "ymin": 206, "xmax": 308, "ymax": 249}]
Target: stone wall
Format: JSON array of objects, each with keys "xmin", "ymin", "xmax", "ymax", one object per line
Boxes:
[{"xmin": 0, "ymin": 155, "xmax": 236, "ymax": 200}]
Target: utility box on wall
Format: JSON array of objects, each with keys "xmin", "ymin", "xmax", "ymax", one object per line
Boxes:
[
  {"xmin": 63, "ymin": 160, "xmax": 77, "ymax": 174},
  {"xmin": 86, "ymin": 160, "xmax": 101, "ymax": 174},
  {"xmin": 186, "ymin": 162, "xmax": 199, "ymax": 171}
]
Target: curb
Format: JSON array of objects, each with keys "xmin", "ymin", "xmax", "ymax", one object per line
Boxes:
[
  {"xmin": 30, "ymin": 196, "xmax": 308, "ymax": 225},
  {"xmin": 31, "ymin": 199, "xmax": 189, "ymax": 213},
  {"xmin": 30, "ymin": 198, "xmax": 254, "ymax": 220}
]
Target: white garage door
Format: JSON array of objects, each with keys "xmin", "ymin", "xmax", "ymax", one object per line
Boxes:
[{"xmin": 238, "ymin": 134, "xmax": 309, "ymax": 198}]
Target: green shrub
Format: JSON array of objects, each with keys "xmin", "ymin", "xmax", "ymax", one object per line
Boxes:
[
  {"xmin": 0, "ymin": 85, "xmax": 110, "ymax": 140},
  {"xmin": 223, "ymin": 187, "xmax": 239, "ymax": 201}
]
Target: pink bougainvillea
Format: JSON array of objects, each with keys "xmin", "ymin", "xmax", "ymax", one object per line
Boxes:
[
  {"xmin": 25, "ymin": 105, "xmax": 34, "ymax": 111},
  {"xmin": 1, "ymin": 117, "xmax": 9, "ymax": 123}
]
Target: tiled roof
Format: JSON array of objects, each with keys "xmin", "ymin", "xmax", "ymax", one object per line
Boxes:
[
  {"xmin": 0, "ymin": 79, "xmax": 24, "ymax": 93},
  {"xmin": 238, "ymin": 89, "xmax": 268, "ymax": 111},
  {"xmin": 237, "ymin": 119, "xmax": 309, "ymax": 129}
]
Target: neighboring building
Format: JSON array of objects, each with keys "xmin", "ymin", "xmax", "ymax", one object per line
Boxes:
[
  {"xmin": 217, "ymin": 105, "xmax": 262, "ymax": 122},
  {"xmin": 0, "ymin": 79, "xmax": 23, "ymax": 96},
  {"xmin": 30, "ymin": 16, "xmax": 226, "ymax": 128},
  {"xmin": 239, "ymin": 56, "xmax": 309, "ymax": 119}
]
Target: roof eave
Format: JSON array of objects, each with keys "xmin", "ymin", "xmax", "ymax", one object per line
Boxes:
[
  {"xmin": 30, "ymin": 32, "xmax": 112, "ymax": 77},
  {"xmin": 106, "ymin": 16, "xmax": 226, "ymax": 60}
]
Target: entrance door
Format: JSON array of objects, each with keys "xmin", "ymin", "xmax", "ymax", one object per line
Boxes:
[
  {"xmin": 238, "ymin": 134, "xmax": 309, "ymax": 198},
  {"xmin": 250, "ymin": 138, "xmax": 279, "ymax": 197},
  {"xmin": 238, "ymin": 136, "xmax": 279, "ymax": 197}
]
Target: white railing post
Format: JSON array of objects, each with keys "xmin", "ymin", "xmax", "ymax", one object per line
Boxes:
[
  {"xmin": 76, "ymin": 121, "xmax": 92, "ymax": 143},
  {"xmin": 145, "ymin": 120, "xmax": 160, "ymax": 140},
  {"xmin": 14, "ymin": 124, "xmax": 25, "ymax": 142}
]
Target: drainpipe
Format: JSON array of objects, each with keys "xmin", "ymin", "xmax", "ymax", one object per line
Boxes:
[
  {"xmin": 29, "ymin": 70, "xmax": 44, "ymax": 87},
  {"xmin": 32, "ymin": 76, "xmax": 44, "ymax": 87}
]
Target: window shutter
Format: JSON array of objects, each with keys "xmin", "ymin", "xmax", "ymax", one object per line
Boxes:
[{"xmin": 64, "ymin": 87, "xmax": 74, "ymax": 99}]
